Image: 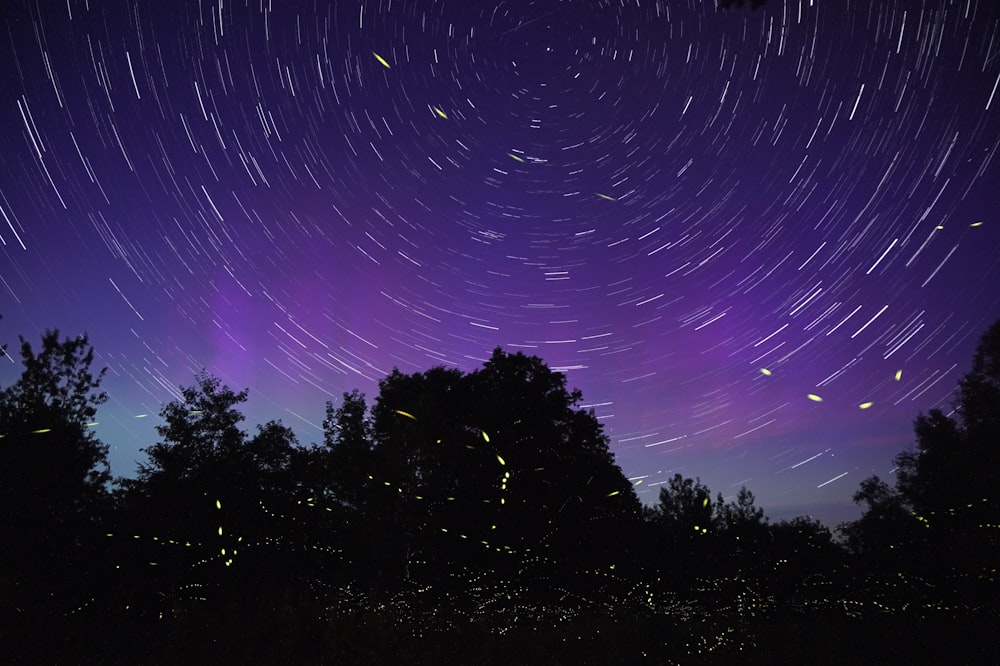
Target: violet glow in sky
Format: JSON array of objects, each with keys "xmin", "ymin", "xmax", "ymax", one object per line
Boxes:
[{"xmin": 1, "ymin": 0, "xmax": 999, "ymax": 528}]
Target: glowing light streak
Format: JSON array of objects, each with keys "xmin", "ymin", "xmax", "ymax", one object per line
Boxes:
[
  {"xmin": 754, "ymin": 324, "xmax": 788, "ymax": 348},
  {"xmin": 817, "ymin": 472, "xmax": 849, "ymax": 488},
  {"xmin": 849, "ymin": 83, "xmax": 865, "ymax": 120},
  {"xmin": 644, "ymin": 435, "xmax": 686, "ymax": 448},
  {"xmin": 866, "ymin": 238, "xmax": 898, "ymax": 274},
  {"xmin": 790, "ymin": 449, "xmax": 829, "ymax": 469},
  {"xmin": 850, "ymin": 304, "xmax": 888, "ymax": 339},
  {"xmin": 920, "ymin": 245, "xmax": 959, "ymax": 288}
]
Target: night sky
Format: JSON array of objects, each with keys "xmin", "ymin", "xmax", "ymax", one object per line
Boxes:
[{"xmin": 2, "ymin": 0, "xmax": 998, "ymax": 529}]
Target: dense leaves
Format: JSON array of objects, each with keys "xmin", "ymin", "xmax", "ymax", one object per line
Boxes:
[
  {"xmin": 362, "ymin": 349, "xmax": 643, "ymax": 586},
  {"xmin": 839, "ymin": 319, "xmax": 1000, "ymax": 594},
  {"xmin": 1, "ymin": 326, "xmax": 998, "ymax": 663},
  {"xmin": 0, "ymin": 330, "xmax": 114, "ymax": 657}
]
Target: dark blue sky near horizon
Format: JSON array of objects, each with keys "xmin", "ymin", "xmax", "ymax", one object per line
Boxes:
[{"xmin": 2, "ymin": 0, "xmax": 999, "ymax": 529}]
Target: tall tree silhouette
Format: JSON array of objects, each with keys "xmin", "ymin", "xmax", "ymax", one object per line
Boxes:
[
  {"xmin": 296, "ymin": 389, "xmax": 378, "ymax": 584},
  {"xmin": 717, "ymin": 486, "xmax": 767, "ymax": 536},
  {"xmin": 898, "ymin": 321, "xmax": 1000, "ymax": 526},
  {"xmin": 841, "ymin": 319, "xmax": 1000, "ymax": 595},
  {"xmin": 767, "ymin": 516, "xmax": 841, "ymax": 598},
  {"xmin": 0, "ymin": 329, "xmax": 111, "ymax": 652},
  {"xmin": 364, "ymin": 348, "xmax": 642, "ymax": 588},
  {"xmin": 837, "ymin": 475, "xmax": 913, "ymax": 562},
  {"xmin": 115, "ymin": 373, "xmax": 314, "ymax": 623},
  {"xmin": 715, "ymin": 486, "xmax": 770, "ymax": 576},
  {"xmin": 119, "ymin": 374, "xmax": 250, "ymax": 548},
  {"xmin": 643, "ymin": 474, "xmax": 721, "ymax": 586},
  {"xmin": 462, "ymin": 349, "xmax": 641, "ymax": 570},
  {"xmin": 650, "ymin": 474, "xmax": 717, "ymax": 535},
  {"xmin": 896, "ymin": 320, "xmax": 1000, "ymax": 588},
  {"xmin": 323, "ymin": 389, "xmax": 374, "ymax": 504}
]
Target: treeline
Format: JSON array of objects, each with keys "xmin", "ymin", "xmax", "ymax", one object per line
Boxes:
[{"xmin": 1, "ymin": 321, "xmax": 998, "ymax": 663}]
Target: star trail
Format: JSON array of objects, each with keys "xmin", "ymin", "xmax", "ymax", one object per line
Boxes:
[{"xmin": 1, "ymin": 0, "xmax": 998, "ymax": 528}]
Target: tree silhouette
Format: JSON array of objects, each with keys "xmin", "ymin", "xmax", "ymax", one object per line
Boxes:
[
  {"xmin": 650, "ymin": 474, "xmax": 717, "ymax": 535},
  {"xmin": 114, "ymin": 372, "xmax": 321, "ymax": 630},
  {"xmin": 715, "ymin": 486, "xmax": 770, "ymax": 578},
  {"xmin": 6, "ymin": 317, "xmax": 1000, "ymax": 662},
  {"xmin": 137, "ymin": 372, "xmax": 249, "ymax": 484},
  {"xmin": 291, "ymin": 390, "xmax": 378, "ymax": 585},
  {"xmin": 118, "ymin": 374, "xmax": 249, "ymax": 556},
  {"xmin": 717, "ymin": 486, "xmax": 767, "ymax": 535},
  {"xmin": 837, "ymin": 475, "xmax": 912, "ymax": 560},
  {"xmin": 462, "ymin": 349, "xmax": 642, "ymax": 572},
  {"xmin": 643, "ymin": 474, "xmax": 721, "ymax": 586},
  {"xmin": 840, "ymin": 318, "xmax": 1000, "ymax": 601},
  {"xmin": 898, "ymin": 322, "xmax": 1000, "ymax": 528},
  {"xmin": 767, "ymin": 516, "xmax": 841, "ymax": 597},
  {"xmin": 364, "ymin": 348, "xmax": 642, "ymax": 588},
  {"xmin": 898, "ymin": 320, "xmax": 1000, "ymax": 590},
  {"xmin": 0, "ymin": 329, "xmax": 111, "ymax": 654}
]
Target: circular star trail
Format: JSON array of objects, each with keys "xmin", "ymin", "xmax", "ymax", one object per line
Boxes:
[{"xmin": 2, "ymin": 0, "xmax": 999, "ymax": 527}]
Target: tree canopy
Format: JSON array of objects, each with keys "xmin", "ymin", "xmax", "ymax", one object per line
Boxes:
[
  {"xmin": 364, "ymin": 348, "xmax": 642, "ymax": 583},
  {"xmin": 3, "ymin": 322, "xmax": 998, "ymax": 664},
  {"xmin": 0, "ymin": 329, "xmax": 112, "ymax": 645},
  {"xmin": 839, "ymin": 319, "xmax": 1000, "ymax": 592}
]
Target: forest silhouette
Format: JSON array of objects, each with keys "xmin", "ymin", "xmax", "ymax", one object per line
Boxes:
[{"xmin": 1, "ymin": 318, "xmax": 998, "ymax": 663}]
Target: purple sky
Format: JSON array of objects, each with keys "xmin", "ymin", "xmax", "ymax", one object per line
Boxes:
[{"xmin": 2, "ymin": 0, "xmax": 999, "ymax": 529}]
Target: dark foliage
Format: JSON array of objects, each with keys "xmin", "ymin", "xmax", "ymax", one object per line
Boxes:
[
  {"xmin": 363, "ymin": 349, "xmax": 643, "ymax": 588},
  {"xmin": 0, "ymin": 329, "xmax": 112, "ymax": 648},
  {"xmin": 2, "ymin": 323, "xmax": 998, "ymax": 663},
  {"xmin": 839, "ymin": 318, "xmax": 1000, "ymax": 603}
]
